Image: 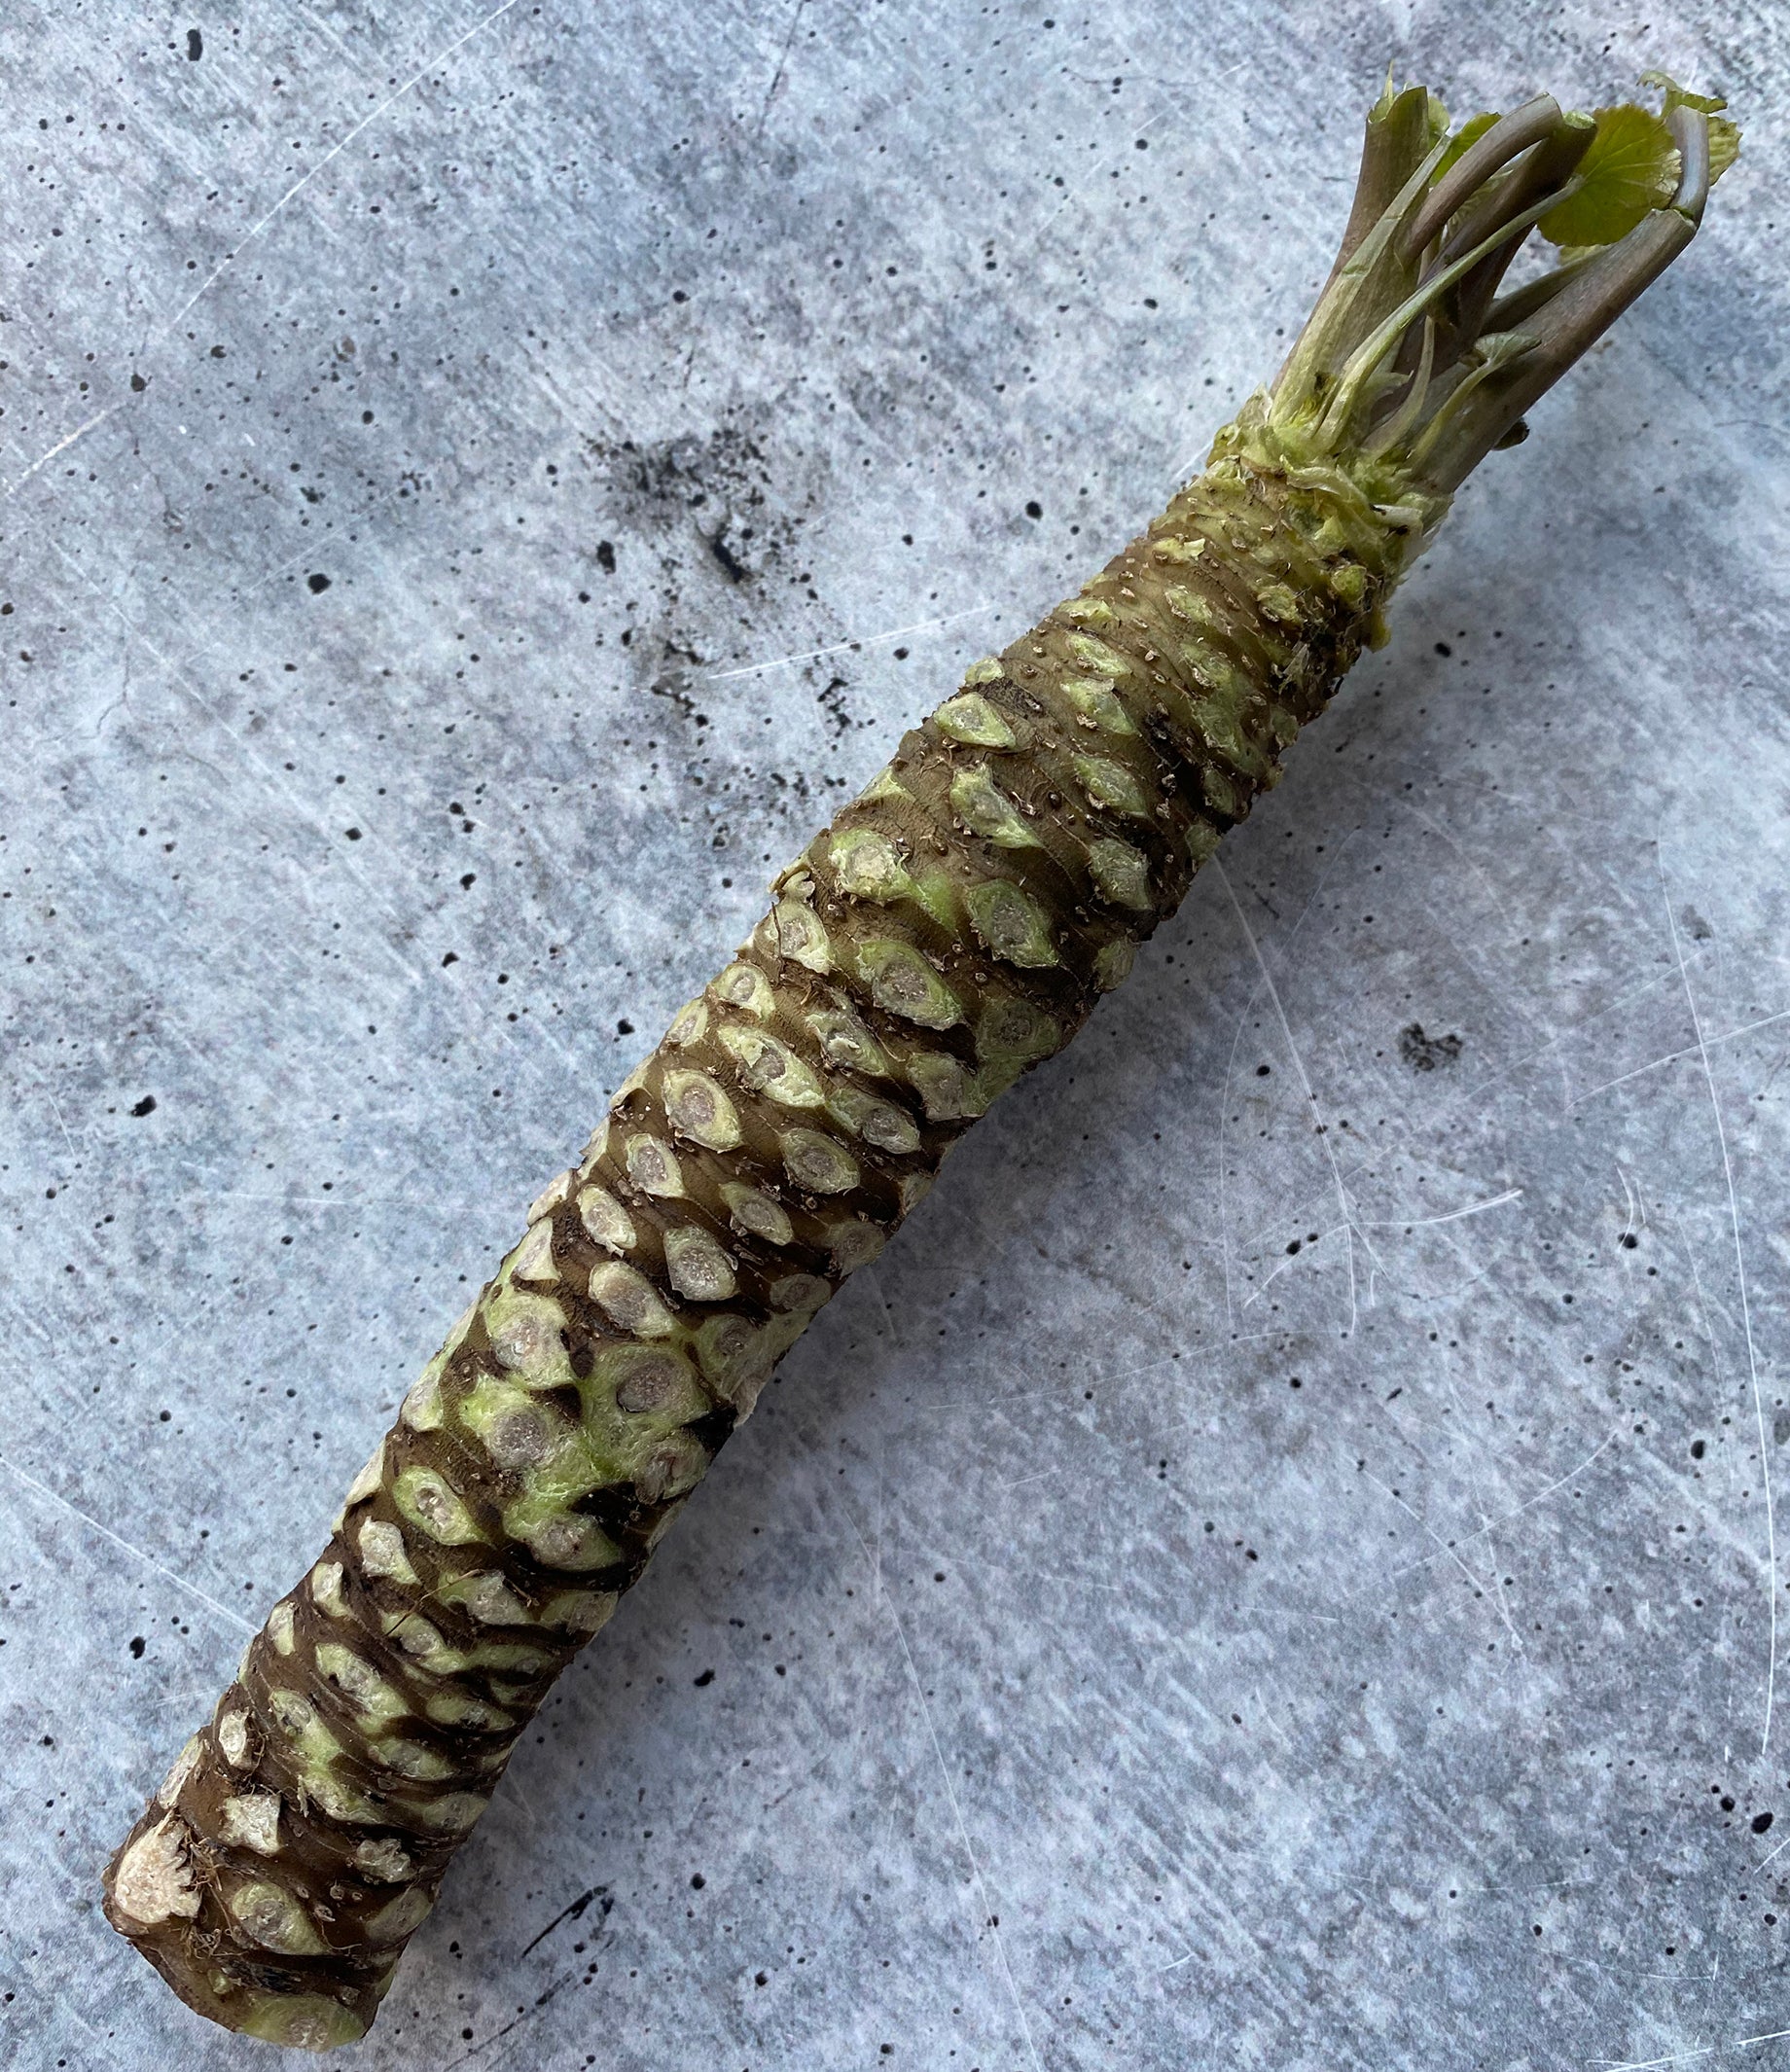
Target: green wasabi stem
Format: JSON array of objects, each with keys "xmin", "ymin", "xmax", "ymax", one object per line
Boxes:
[{"xmin": 102, "ymin": 70, "xmax": 1738, "ymax": 2049}]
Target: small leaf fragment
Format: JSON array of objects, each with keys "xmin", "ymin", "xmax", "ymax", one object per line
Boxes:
[
  {"xmin": 1539, "ymin": 103, "xmax": 1680, "ymax": 247},
  {"xmin": 1640, "ymin": 70, "xmax": 1740, "ymax": 181}
]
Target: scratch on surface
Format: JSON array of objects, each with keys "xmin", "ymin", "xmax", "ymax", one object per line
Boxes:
[
  {"xmin": 159, "ymin": 0, "xmax": 524, "ymax": 339},
  {"xmin": 708, "ymin": 601, "xmax": 994, "ymax": 679},
  {"xmin": 1662, "ymin": 853, "xmax": 1776, "ymax": 1756},
  {"xmin": 826, "ymin": 1481, "xmax": 1043, "ymax": 2072},
  {"xmin": 41, "ymin": 533, "xmax": 431, "ymax": 991},
  {"xmin": 1571, "ymin": 1005, "xmax": 1790, "ymax": 1106},
  {"xmin": 753, "ymin": 0, "xmax": 810, "ymax": 138},
  {"xmin": 1359, "ymin": 1456, "xmax": 1524, "ymax": 1655},
  {"xmin": 1241, "ymin": 1187, "xmax": 1522, "ymax": 1311},
  {"xmin": 1215, "ymin": 861, "xmax": 1359, "ymax": 1333},
  {"xmin": 884, "ymin": 1600, "xmax": 1046, "ymax": 2072},
  {"xmin": 3, "ymin": 404, "xmax": 120, "ymax": 499},
  {"xmin": 0, "ymin": 1448, "xmax": 255, "ymax": 1635},
  {"xmin": 1386, "ymin": 1428, "xmax": 1620, "ymax": 1579}
]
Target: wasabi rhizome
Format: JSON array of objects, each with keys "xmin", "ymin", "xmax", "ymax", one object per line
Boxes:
[{"xmin": 105, "ymin": 72, "xmax": 1737, "ymax": 2049}]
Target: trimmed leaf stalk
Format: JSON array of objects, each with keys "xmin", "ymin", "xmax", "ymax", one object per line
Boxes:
[{"xmin": 104, "ymin": 75, "xmax": 1732, "ymax": 2049}]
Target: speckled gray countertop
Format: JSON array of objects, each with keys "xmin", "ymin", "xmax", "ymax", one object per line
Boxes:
[{"xmin": 3, "ymin": 4, "xmax": 1788, "ymax": 2067}]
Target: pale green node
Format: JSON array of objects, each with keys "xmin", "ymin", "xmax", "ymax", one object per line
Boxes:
[
  {"xmin": 315, "ymin": 1641, "xmax": 409, "ymax": 1730},
  {"xmin": 1149, "ymin": 533, "xmax": 1208, "ymax": 562},
  {"xmin": 592, "ymin": 1341, "xmax": 708, "ymax": 1423},
  {"xmin": 780, "ymin": 1126, "xmax": 860, "ymax": 1195},
  {"xmin": 710, "ymin": 959, "xmax": 776, "ymax": 1019},
  {"xmin": 826, "ymin": 1083, "xmax": 921, "ymax": 1155},
  {"xmin": 589, "ymin": 1260, "xmax": 676, "ymax": 1338},
  {"xmin": 424, "ymin": 1690, "xmax": 513, "ymax": 1731},
  {"xmin": 663, "ymin": 1225, "xmax": 738, "ymax": 1302},
  {"xmin": 694, "ymin": 1312, "xmax": 774, "ymax": 1397},
  {"xmin": 857, "ymin": 766, "xmax": 913, "ymax": 806},
  {"xmin": 309, "ymin": 1560, "xmax": 348, "ymax": 1617},
  {"xmin": 1059, "ymin": 595, "xmax": 1115, "ymax": 626},
  {"xmin": 962, "ymin": 657, "xmax": 1006, "ymax": 686},
  {"xmin": 1202, "ymin": 766, "xmax": 1241, "ymax": 817},
  {"xmin": 378, "ymin": 1738, "xmax": 456, "ymax": 1783},
  {"xmin": 626, "ymin": 1132, "xmax": 685, "ymax": 1198},
  {"xmin": 1164, "ymin": 583, "xmax": 1217, "ymax": 627},
  {"xmin": 306, "ymin": 1765, "xmax": 384, "ymax": 1826},
  {"xmin": 856, "ymin": 939, "xmax": 962, "ymax": 1030},
  {"xmin": 770, "ymin": 899, "xmax": 832, "ymax": 973},
  {"xmin": 1067, "ymin": 631, "xmax": 1130, "ymax": 678},
  {"xmin": 827, "ymin": 1219, "xmax": 887, "ymax": 1272},
  {"xmin": 363, "ymin": 1886, "xmax": 434, "ymax": 1948},
  {"xmin": 1190, "ymin": 687, "xmax": 1269, "ymax": 778},
  {"xmin": 217, "ymin": 1789, "xmax": 281, "ymax": 1858},
  {"xmin": 237, "ymin": 1992, "xmax": 367, "ymax": 2050},
  {"xmin": 391, "ymin": 1790, "xmax": 490, "ymax": 1836},
  {"xmin": 965, "ymin": 877, "xmax": 1058, "ymax": 968},
  {"xmin": 719, "ymin": 1179, "xmax": 794, "ymax": 1245},
  {"xmin": 936, "ymin": 692, "xmax": 1018, "ymax": 748},
  {"xmin": 1088, "ymin": 837, "xmax": 1152, "ymax": 911},
  {"xmin": 526, "ymin": 1168, "xmax": 574, "ymax": 1224},
  {"xmin": 268, "ymin": 1600, "xmax": 297, "ymax": 1656},
  {"xmin": 633, "ymin": 1430, "xmax": 713, "ymax": 1505},
  {"xmin": 898, "ymin": 1170, "xmax": 933, "ymax": 1214},
  {"xmin": 331, "ymin": 1440, "xmax": 386, "ymax": 1531},
  {"xmin": 950, "ymin": 765, "xmax": 1040, "ymax": 848},
  {"xmin": 905, "ymin": 1049, "xmax": 970, "ymax": 1121},
  {"xmin": 977, "ymin": 991, "xmax": 1059, "ymax": 1068},
  {"xmin": 1186, "ymin": 819, "xmax": 1221, "ymax": 866},
  {"xmin": 400, "ymin": 1363, "xmax": 445, "ymax": 1433},
  {"xmin": 663, "ymin": 1067, "xmax": 741, "ymax": 1151},
  {"xmin": 1059, "ymin": 676, "xmax": 1136, "ymax": 734},
  {"xmin": 1330, "ymin": 561, "xmax": 1369, "ymax": 605},
  {"xmin": 504, "ymin": 1500, "xmax": 623, "ymax": 1573},
  {"xmin": 267, "ymin": 1684, "xmax": 335, "ymax": 1755},
  {"xmin": 577, "ymin": 1183, "xmax": 636, "ymax": 1255},
  {"xmin": 154, "ymin": 1732, "xmax": 201, "ymax": 1814},
  {"xmin": 1257, "ymin": 581, "xmax": 1303, "ymax": 624},
  {"xmin": 359, "ymin": 1519, "xmax": 419, "ymax": 1586},
  {"xmin": 384, "ymin": 1613, "xmax": 472, "ymax": 1678},
  {"xmin": 352, "ymin": 1836, "xmax": 412, "ymax": 1881},
  {"xmin": 1073, "ymin": 754, "xmax": 1150, "ymax": 818},
  {"xmin": 1093, "ymin": 938, "xmax": 1136, "ymax": 992},
  {"xmin": 665, "ymin": 996, "xmax": 709, "ymax": 1046},
  {"xmin": 806, "ymin": 1008, "xmax": 892, "ymax": 1078},
  {"xmin": 1181, "ymin": 633, "xmax": 1248, "ymax": 697},
  {"xmin": 453, "ymin": 1375, "xmax": 571, "ymax": 1475},
  {"xmin": 907, "ymin": 865, "xmax": 962, "ymax": 930},
  {"xmin": 503, "ymin": 1217, "xmax": 557, "ymax": 1285},
  {"xmin": 541, "ymin": 1588, "xmax": 620, "ymax": 1634},
  {"xmin": 393, "ymin": 1467, "xmax": 487, "ymax": 1547},
  {"xmin": 457, "ymin": 1637, "xmax": 552, "ymax": 1672},
  {"xmin": 435, "ymin": 1570, "xmax": 533, "ymax": 1628},
  {"xmin": 483, "ymin": 1284, "xmax": 573, "ymax": 1389},
  {"xmin": 229, "ymin": 1879, "xmax": 329, "ymax": 1957},
  {"xmin": 718, "ymin": 1022, "xmax": 824, "ymax": 1107},
  {"xmin": 831, "ymin": 827, "xmax": 913, "ymax": 902}
]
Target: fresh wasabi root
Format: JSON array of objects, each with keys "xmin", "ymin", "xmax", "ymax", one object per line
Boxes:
[{"xmin": 104, "ymin": 73, "xmax": 1736, "ymax": 2048}]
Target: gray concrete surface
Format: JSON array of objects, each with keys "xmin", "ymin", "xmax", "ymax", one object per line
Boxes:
[{"xmin": 3, "ymin": 4, "xmax": 1787, "ymax": 2066}]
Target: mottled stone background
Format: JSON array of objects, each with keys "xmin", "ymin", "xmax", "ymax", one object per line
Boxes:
[{"xmin": 3, "ymin": 3, "xmax": 1787, "ymax": 2066}]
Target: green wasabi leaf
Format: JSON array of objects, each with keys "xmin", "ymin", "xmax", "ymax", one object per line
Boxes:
[
  {"xmin": 1640, "ymin": 70, "xmax": 1741, "ymax": 181},
  {"xmin": 1433, "ymin": 111, "xmax": 1499, "ymax": 182},
  {"xmin": 1539, "ymin": 102, "xmax": 1680, "ymax": 246}
]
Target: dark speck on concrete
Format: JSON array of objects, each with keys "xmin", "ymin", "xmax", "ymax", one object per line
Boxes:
[{"xmin": 1399, "ymin": 1022, "xmax": 1462, "ymax": 1072}]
